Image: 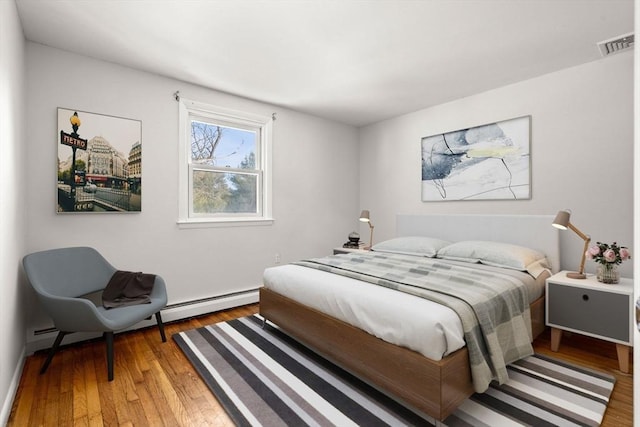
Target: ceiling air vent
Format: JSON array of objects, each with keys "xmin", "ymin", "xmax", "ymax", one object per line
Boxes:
[{"xmin": 597, "ymin": 32, "xmax": 634, "ymax": 57}]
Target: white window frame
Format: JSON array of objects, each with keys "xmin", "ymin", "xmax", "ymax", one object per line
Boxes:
[{"xmin": 178, "ymin": 98, "xmax": 273, "ymax": 228}]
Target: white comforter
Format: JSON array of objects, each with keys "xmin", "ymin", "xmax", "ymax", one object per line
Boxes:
[{"xmin": 263, "ymin": 258, "xmax": 542, "ymax": 361}]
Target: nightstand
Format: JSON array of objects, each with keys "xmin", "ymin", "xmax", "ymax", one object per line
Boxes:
[
  {"xmin": 546, "ymin": 271, "xmax": 634, "ymax": 373},
  {"xmin": 333, "ymin": 247, "xmax": 370, "ymax": 255}
]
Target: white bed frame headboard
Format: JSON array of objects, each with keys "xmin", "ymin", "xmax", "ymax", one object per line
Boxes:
[{"xmin": 397, "ymin": 214, "xmax": 560, "ymax": 273}]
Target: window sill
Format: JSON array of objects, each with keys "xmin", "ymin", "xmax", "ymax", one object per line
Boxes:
[{"xmin": 177, "ymin": 217, "xmax": 274, "ymax": 229}]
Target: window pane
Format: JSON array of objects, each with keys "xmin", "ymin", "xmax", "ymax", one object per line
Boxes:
[
  {"xmin": 192, "ymin": 170, "xmax": 258, "ymax": 214},
  {"xmin": 191, "ymin": 121, "xmax": 257, "ymax": 169}
]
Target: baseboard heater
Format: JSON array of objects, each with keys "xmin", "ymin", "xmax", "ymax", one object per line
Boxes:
[
  {"xmin": 163, "ymin": 287, "xmax": 260, "ymax": 312},
  {"xmin": 28, "ymin": 288, "xmax": 260, "ymax": 352}
]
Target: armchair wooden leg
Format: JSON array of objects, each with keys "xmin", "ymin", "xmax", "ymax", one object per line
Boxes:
[
  {"xmin": 40, "ymin": 331, "xmax": 67, "ymax": 374},
  {"xmin": 105, "ymin": 332, "xmax": 114, "ymax": 381},
  {"xmin": 155, "ymin": 312, "xmax": 167, "ymax": 342}
]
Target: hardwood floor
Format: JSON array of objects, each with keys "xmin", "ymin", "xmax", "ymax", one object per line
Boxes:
[{"xmin": 8, "ymin": 304, "xmax": 633, "ymax": 426}]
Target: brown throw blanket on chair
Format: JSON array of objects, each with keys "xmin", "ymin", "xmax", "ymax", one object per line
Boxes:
[{"xmin": 102, "ymin": 270, "xmax": 156, "ymax": 309}]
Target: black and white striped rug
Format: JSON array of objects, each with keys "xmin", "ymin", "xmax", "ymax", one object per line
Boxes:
[{"xmin": 174, "ymin": 315, "xmax": 615, "ymax": 426}]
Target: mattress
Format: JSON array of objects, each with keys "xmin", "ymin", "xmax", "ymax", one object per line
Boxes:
[{"xmin": 262, "ymin": 257, "xmax": 544, "ymax": 362}]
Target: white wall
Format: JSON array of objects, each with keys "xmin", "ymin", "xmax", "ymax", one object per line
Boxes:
[
  {"xmin": 0, "ymin": 1, "xmax": 27, "ymax": 424},
  {"xmin": 24, "ymin": 43, "xmax": 360, "ymax": 348},
  {"xmin": 359, "ymin": 52, "xmax": 634, "ymax": 278}
]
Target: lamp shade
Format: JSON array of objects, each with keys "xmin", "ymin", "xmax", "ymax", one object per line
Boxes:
[
  {"xmin": 552, "ymin": 210, "xmax": 570, "ymax": 230},
  {"xmin": 359, "ymin": 210, "xmax": 371, "ymax": 222}
]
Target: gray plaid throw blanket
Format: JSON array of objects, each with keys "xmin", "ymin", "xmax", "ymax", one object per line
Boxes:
[{"xmin": 294, "ymin": 252, "xmax": 533, "ymax": 393}]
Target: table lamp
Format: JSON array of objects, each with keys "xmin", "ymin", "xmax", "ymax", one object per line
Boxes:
[
  {"xmin": 552, "ymin": 209, "xmax": 590, "ymax": 279},
  {"xmin": 359, "ymin": 210, "xmax": 375, "ymax": 250}
]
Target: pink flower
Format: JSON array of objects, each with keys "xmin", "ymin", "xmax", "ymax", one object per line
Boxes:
[
  {"xmin": 620, "ymin": 247, "xmax": 631, "ymax": 260},
  {"xmin": 590, "ymin": 242, "xmax": 630, "ymax": 265},
  {"xmin": 603, "ymin": 249, "xmax": 617, "ymax": 262}
]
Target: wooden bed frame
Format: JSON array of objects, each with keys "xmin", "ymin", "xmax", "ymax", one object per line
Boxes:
[
  {"xmin": 260, "ymin": 289, "xmax": 545, "ymax": 421},
  {"xmin": 259, "ymin": 214, "xmax": 558, "ymax": 421}
]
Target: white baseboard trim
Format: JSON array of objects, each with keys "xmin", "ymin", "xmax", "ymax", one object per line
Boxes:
[
  {"xmin": 0, "ymin": 346, "xmax": 26, "ymax": 427},
  {"xmin": 25, "ymin": 288, "xmax": 259, "ymax": 355}
]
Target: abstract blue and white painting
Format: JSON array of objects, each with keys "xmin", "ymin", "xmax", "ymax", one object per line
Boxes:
[{"xmin": 421, "ymin": 116, "xmax": 530, "ymax": 201}]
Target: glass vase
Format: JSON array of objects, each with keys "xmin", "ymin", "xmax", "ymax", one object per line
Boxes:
[{"xmin": 596, "ymin": 264, "xmax": 620, "ymax": 284}]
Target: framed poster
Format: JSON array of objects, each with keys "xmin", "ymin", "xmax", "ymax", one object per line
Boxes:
[
  {"xmin": 421, "ymin": 116, "xmax": 531, "ymax": 201},
  {"xmin": 57, "ymin": 108, "xmax": 142, "ymax": 213}
]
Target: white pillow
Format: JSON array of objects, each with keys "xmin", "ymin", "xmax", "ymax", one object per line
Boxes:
[
  {"xmin": 436, "ymin": 240, "xmax": 546, "ymax": 271},
  {"xmin": 372, "ymin": 236, "xmax": 451, "ymax": 257},
  {"xmin": 525, "ymin": 258, "xmax": 553, "ymax": 279}
]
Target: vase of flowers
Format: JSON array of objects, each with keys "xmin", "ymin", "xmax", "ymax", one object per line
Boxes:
[{"xmin": 586, "ymin": 242, "xmax": 631, "ymax": 284}]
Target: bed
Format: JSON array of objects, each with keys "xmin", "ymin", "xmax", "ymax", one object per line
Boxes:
[{"xmin": 260, "ymin": 214, "xmax": 560, "ymax": 421}]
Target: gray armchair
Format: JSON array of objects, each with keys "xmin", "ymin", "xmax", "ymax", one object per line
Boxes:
[{"xmin": 23, "ymin": 246, "xmax": 168, "ymax": 381}]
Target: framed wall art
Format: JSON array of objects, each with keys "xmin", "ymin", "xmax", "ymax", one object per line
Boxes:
[
  {"xmin": 57, "ymin": 108, "xmax": 142, "ymax": 213},
  {"xmin": 421, "ymin": 115, "xmax": 531, "ymax": 201}
]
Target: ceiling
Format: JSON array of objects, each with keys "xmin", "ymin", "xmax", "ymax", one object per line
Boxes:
[{"xmin": 15, "ymin": 0, "xmax": 634, "ymax": 127}]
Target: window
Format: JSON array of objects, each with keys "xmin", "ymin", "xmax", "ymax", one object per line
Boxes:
[{"xmin": 178, "ymin": 99, "xmax": 273, "ymax": 226}]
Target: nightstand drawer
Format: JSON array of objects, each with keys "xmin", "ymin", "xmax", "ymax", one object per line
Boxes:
[{"xmin": 547, "ymin": 283, "xmax": 629, "ymax": 342}]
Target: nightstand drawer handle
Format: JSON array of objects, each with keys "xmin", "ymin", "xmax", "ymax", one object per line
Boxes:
[{"xmin": 582, "ymin": 294, "xmax": 589, "ymax": 301}]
